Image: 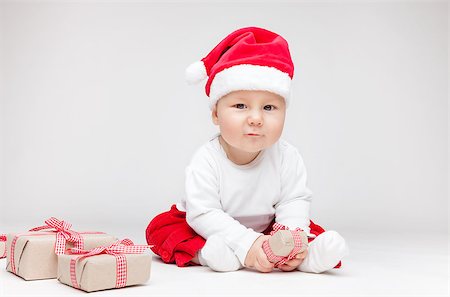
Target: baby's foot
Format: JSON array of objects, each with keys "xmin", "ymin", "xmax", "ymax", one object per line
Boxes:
[
  {"xmin": 198, "ymin": 235, "xmax": 243, "ymax": 272},
  {"xmin": 298, "ymin": 230, "xmax": 349, "ymax": 273}
]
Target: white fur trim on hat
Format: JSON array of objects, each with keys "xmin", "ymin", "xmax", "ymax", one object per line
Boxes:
[
  {"xmin": 208, "ymin": 64, "xmax": 291, "ymax": 110},
  {"xmin": 185, "ymin": 60, "xmax": 208, "ymax": 85}
]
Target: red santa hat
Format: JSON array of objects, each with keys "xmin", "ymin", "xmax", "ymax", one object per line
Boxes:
[{"xmin": 185, "ymin": 27, "xmax": 294, "ymax": 110}]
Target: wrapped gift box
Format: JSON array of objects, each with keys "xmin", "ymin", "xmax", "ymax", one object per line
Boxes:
[
  {"xmin": 6, "ymin": 232, "xmax": 117, "ymax": 280},
  {"xmin": 0, "ymin": 234, "xmax": 6, "ymax": 259},
  {"xmin": 6, "ymin": 217, "xmax": 118, "ymax": 280},
  {"xmin": 58, "ymin": 253, "xmax": 152, "ymax": 292}
]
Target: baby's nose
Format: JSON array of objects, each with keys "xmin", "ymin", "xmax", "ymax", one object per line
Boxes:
[
  {"xmin": 248, "ymin": 114, "xmax": 263, "ymax": 126},
  {"xmin": 249, "ymin": 119, "xmax": 262, "ymax": 126}
]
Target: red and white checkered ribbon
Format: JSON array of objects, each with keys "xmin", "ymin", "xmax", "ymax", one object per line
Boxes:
[
  {"xmin": 67, "ymin": 239, "xmax": 151, "ymax": 290},
  {"xmin": 29, "ymin": 217, "xmax": 84, "ymax": 255},
  {"xmin": 0, "ymin": 234, "xmax": 7, "ymax": 259},
  {"xmin": 262, "ymin": 223, "xmax": 307, "ymax": 268}
]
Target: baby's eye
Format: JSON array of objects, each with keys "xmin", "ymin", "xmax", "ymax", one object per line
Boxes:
[
  {"xmin": 263, "ymin": 105, "xmax": 276, "ymax": 111},
  {"xmin": 234, "ymin": 103, "xmax": 246, "ymax": 109}
]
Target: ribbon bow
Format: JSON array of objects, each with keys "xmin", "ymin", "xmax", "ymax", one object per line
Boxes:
[
  {"xmin": 29, "ymin": 217, "xmax": 83, "ymax": 255},
  {"xmin": 263, "ymin": 223, "xmax": 308, "ymax": 268},
  {"xmin": 68, "ymin": 239, "xmax": 151, "ymax": 289},
  {"xmin": 0, "ymin": 234, "xmax": 6, "ymax": 259}
]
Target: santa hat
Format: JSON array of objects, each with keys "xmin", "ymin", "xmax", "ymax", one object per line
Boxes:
[{"xmin": 185, "ymin": 27, "xmax": 294, "ymax": 110}]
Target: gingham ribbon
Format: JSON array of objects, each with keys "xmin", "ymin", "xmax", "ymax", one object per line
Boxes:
[
  {"xmin": 262, "ymin": 223, "xmax": 307, "ymax": 268},
  {"xmin": 0, "ymin": 234, "xmax": 6, "ymax": 259},
  {"xmin": 29, "ymin": 217, "xmax": 84, "ymax": 255},
  {"xmin": 67, "ymin": 239, "xmax": 151, "ymax": 290}
]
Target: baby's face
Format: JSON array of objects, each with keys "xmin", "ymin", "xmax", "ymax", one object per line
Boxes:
[{"xmin": 212, "ymin": 90, "xmax": 286, "ymax": 155}]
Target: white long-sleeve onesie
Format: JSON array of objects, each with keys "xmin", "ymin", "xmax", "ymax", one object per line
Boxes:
[{"xmin": 176, "ymin": 133, "xmax": 313, "ymax": 265}]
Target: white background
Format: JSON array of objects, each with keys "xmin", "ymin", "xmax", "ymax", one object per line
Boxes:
[
  {"xmin": 0, "ymin": 1, "xmax": 448, "ymax": 296},
  {"xmin": 1, "ymin": 0, "xmax": 447, "ymax": 235}
]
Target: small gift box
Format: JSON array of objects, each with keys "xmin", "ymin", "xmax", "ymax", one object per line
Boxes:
[
  {"xmin": 6, "ymin": 217, "xmax": 117, "ymax": 280},
  {"xmin": 0, "ymin": 234, "xmax": 6, "ymax": 259},
  {"xmin": 262, "ymin": 223, "xmax": 308, "ymax": 268},
  {"xmin": 57, "ymin": 239, "xmax": 152, "ymax": 292}
]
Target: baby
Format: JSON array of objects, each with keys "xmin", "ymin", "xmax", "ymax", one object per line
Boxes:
[{"xmin": 146, "ymin": 27, "xmax": 349, "ymax": 273}]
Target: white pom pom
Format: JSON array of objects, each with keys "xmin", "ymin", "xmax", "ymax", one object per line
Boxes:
[{"xmin": 185, "ymin": 60, "xmax": 207, "ymax": 85}]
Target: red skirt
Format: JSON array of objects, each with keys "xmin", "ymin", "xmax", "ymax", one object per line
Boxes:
[{"xmin": 146, "ymin": 204, "xmax": 341, "ymax": 269}]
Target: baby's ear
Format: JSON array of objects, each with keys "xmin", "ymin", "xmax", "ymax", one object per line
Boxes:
[{"xmin": 211, "ymin": 107, "xmax": 219, "ymax": 125}]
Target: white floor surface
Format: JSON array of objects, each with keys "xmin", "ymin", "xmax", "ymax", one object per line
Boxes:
[{"xmin": 0, "ymin": 231, "xmax": 448, "ymax": 297}]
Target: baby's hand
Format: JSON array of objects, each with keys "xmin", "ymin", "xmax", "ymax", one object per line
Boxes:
[
  {"xmin": 244, "ymin": 235, "xmax": 274, "ymax": 273},
  {"xmin": 278, "ymin": 249, "xmax": 308, "ymax": 272}
]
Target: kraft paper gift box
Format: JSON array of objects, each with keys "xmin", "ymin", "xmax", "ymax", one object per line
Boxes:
[
  {"xmin": 6, "ymin": 217, "xmax": 117, "ymax": 280},
  {"xmin": 0, "ymin": 234, "xmax": 6, "ymax": 259},
  {"xmin": 262, "ymin": 223, "xmax": 309, "ymax": 266},
  {"xmin": 57, "ymin": 239, "xmax": 152, "ymax": 292}
]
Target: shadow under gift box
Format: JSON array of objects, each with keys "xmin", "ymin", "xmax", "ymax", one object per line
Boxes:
[
  {"xmin": 57, "ymin": 253, "xmax": 152, "ymax": 292},
  {"xmin": 6, "ymin": 233, "xmax": 117, "ymax": 280}
]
